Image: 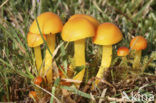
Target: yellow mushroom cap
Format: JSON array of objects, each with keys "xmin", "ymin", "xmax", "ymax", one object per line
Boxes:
[
  {"xmin": 29, "ymin": 12, "xmax": 63, "ymax": 35},
  {"xmin": 27, "ymin": 32, "xmax": 46, "ymax": 47},
  {"xmin": 61, "ymin": 17, "xmax": 95, "ymax": 41},
  {"xmin": 68, "ymin": 14, "xmax": 100, "ymax": 28},
  {"xmin": 93, "ymin": 22, "xmax": 123, "ymax": 45},
  {"xmin": 130, "ymin": 36, "xmax": 147, "ymax": 50}
]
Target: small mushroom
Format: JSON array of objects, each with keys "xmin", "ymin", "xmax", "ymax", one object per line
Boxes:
[
  {"xmin": 34, "ymin": 76, "xmax": 43, "ymax": 85},
  {"xmin": 61, "ymin": 17, "xmax": 96, "ymax": 87},
  {"xmin": 93, "ymin": 22, "xmax": 123, "ymax": 86},
  {"xmin": 130, "ymin": 36, "xmax": 147, "ymax": 69},
  {"xmin": 27, "ymin": 32, "xmax": 46, "ymax": 73},
  {"xmin": 29, "ymin": 12, "xmax": 63, "ymax": 83},
  {"xmin": 117, "ymin": 46, "xmax": 129, "ymax": 66},
  {"xmin": 29, "ymin": 91, "xmax": 37, "ymax": 99}
]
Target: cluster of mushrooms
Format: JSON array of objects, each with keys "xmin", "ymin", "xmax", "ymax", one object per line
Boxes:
[{"xmin": 27, "ymin": 12, "xmax": 147, "ymax": 91}]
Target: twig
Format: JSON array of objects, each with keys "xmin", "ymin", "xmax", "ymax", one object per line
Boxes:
[
  {"xmin": 138, "ymin": 84, "xmax": 148, "ymax": 92},
  {"xmin": 77, "ymin": 77, "xmax": 95, "ymax": 103},
  {"xmin": 90, "ymin": 93, "xmax": 96, "ymax": 102},
  {"xmin": 43, "ymin": 43, "xmax": 64, "ymax": 77},
  {"xmin": 53, "ymin": 42, "xmax": 64, "ymax": 59},
  {"xmin": 0, "ymin": 0, "xmax": 9, "ymax": 8},
  {"xmin": 92, "ymin": 1, "xmax": 103, "ymax": 13},
  {"xmin": 98, "ymin": 89, "xmax": 107, "ymax": 103},
  {"xmin": 35, "ymin": 84, "xmax": 61, "ymax": 103},
  {"xmin": 107, "ymin": 96, "xmax": 133, "ymax": 102},
  {"xmin": 99, "ymin": 78, "xmax": 116, "ymax": 94},
  {"xmin": 61, "ymin": 78, "xmax": 81, "ymax": 83}
]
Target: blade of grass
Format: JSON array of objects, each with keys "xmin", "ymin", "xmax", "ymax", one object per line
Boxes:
[
  {"xmin": 50, "ymin": 78, "xmax": 60, "ymax": 103},
  {"xmin": 0, "ymin": 24, "xmax": 27, "ymax": 54},
  {"xmin": 35, "ymin": 18, "xmax": 53, "ymax": 56},
  {"xmin": 50, "ymin": 87, "xmax": 55, "ymax": 103},
  {"xmin": 4, "ymin": 74, "xmax": 9, "ymax": 101},
  {"xmin": 132, "ymin": 0, "xmax": 153, "ymax": 20},
  {"xmin": 0, "ymin": 58, "xmax": 11, "ymax": 67},
  {"xmin": 61, "ymin": 86, "xmax": 92, "ymax": 99}
]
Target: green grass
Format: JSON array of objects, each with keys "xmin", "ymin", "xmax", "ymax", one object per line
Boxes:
[{"xmin": 0, "ymin": 0, "xmax": 156, "ymax": 102}]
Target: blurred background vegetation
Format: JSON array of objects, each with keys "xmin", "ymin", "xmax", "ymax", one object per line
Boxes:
[{"xmin": 0, "ymin": 0, "xmax": 156, "ymax": 102}]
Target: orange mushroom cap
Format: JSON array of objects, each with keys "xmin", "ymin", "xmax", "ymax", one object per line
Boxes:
[
  {"xmin": 130, "ymin": 36, "xmax": 147, "ymax": 50},
  {"xmin": 34, "ymin": 76, "xmax": 43, "ymax": 85},
  {"xmin": 93, "ymin": 22, "xmax": 123, "ymax": 45},
  {"xmin": 29, "ymin": 91, "xmax": 37, "ymax": 98},
  {"xmin": 29, "ymin": 12, "xmax": 63, "ymax": 35},
  {"xmin": 117, "ymin": 47, "xmax": 129, "ymax": 56},
  {"xmin": 68, "ymin": 14, "xmax": 100, "ymax": 28},
  {"xmin": 61, "ymin": 17, "xmax": 95, "ymax": 41},
  {"xmin": 27, "ymin": 32, "xmax": 46, "ymax": 47}
]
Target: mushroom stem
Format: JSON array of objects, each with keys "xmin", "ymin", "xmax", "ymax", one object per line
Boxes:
[
  {"xmin": 34, "ymin": 46, "xmax": 42, "ymax": 73},
  {"xmin": 133, "ymin": 50, "xmax": 141, "ymax": 69},
  {"xmin": 122, "ymin": 57, "xmax": 127, "ymax": 62},
  {"xmin": 44, "ymin": 34, "xmax": 55, "ymax": 83},
  {"xmin": 120, "ymin": 57, "xmax": 128, "ymax": 66},
  {"xmin": 95, "ymin": 45, "xmax": 112, "ymax": 84},
  {"xmin": 73, "ymin": 39, "xmax": 85, "ymax": 87},
  {"xmin": 74, "ymin": 39, "xmax": 85, "ymax": 66}
]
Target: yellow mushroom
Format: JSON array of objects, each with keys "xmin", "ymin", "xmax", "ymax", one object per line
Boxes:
[
  {"xmin": 29, "ymin": 12, "xmax": 63, "ymax": 83},
  {"xmin": 130, "ymin": 36, "xmax": 147, "ymax": 69},
  {"xmin": 27, "ymin": 32, "xmax": 46, "ymax": 73},
  {"xmin": 93, "ymin": 22, "xmax": 123, "ymax": 87},
  {"xmin": 67, "ymin": 14, "xmax": 99, "ymax": 84},
  {"xmin": 117, "ymin": 46, "xmax": 129, "ymax": 66},
  {"xmin": 61, "ymin": 17, "xmax": 96, "ymax": 88}
]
